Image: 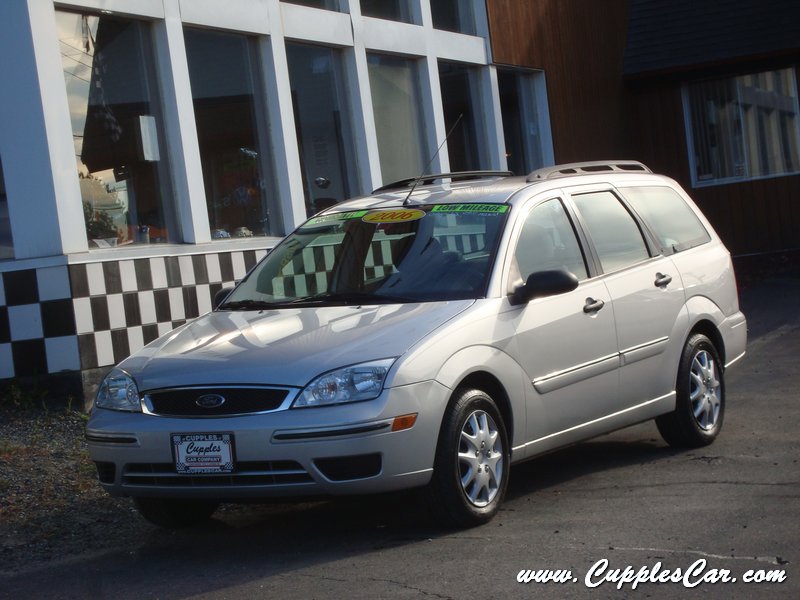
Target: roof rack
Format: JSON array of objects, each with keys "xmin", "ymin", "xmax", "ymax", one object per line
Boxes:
[
  {"xmin": 526, "ymin": 161, "xmax": 651, "ymax": 182},
  {"xmin": 373, "ymin": 170, "xmax": 513, "ymax": 194}
]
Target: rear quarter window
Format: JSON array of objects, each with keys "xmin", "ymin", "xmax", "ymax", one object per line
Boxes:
[{"xmin": 621, "ymin": 186, "xmax": 711, "ymax": 254}]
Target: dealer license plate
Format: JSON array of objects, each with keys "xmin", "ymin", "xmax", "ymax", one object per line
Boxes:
[{"xmin": 172, "ymin": 433, "xmax": 234, "ymax": 474}]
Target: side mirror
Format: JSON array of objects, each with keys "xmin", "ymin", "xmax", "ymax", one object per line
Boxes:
[
  {"xmin": 213, "ymin": 287, "xmax": 235, "ymax": 309},
  {"xmin": 510, "ymin": 269, "xmax": 579, "ymax": 305}
]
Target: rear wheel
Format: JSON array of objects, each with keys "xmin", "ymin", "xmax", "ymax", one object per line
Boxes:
[
  {"xmin": 426, "ymin": 388, "xmax": 510, "ymax": 528},
  {"xmin": 134, "ymin": 497, "xmax": 220, "ymax": 529},
  {"xmin": 657, "ymin": 333, "xmax": 724, "ymax": 447}
]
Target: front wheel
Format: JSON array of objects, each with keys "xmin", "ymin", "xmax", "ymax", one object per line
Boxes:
[
  {"xmin": 426, "ymin": 388, "xmax": 510, "ymax": 528},
  {"xmin": 134, "ymin": 497, "xmax": 220, "ymax": 529},
  {"xmin": 656, "ymin": 333, "xmax": 725, "ymax": 447}
]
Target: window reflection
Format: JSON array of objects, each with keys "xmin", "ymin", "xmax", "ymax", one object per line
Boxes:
[
  {"xmin": 498, "ymin": 68, "xmax": 546, "ymax": 175},
  {"xmin": 431, "ymin": 0, "xmax": 476, "ymax": 35},
  {"xmin": 439, "ymin": 61, "xmax": 483, "ymax": 172},
  {"xmin": 287, "ymin": 43, "xmax": 356, "ymax": 217},
  {"xmin": 360, "ymin": 0, "xmax": 415, "ymax": 24},
  {"xmin": 367, "ymin": 54, "xmax": 428, "ymax": 183},
  {"xmin": 58, "ymin": 11, "xmax": 176, "ymax": 247},
  {"xmin": 282, "ymin": 0, "xmax": 341, "ymax": 10},
  {"xmin": 184, "ymin": 28, "xmax": 277, "ymax": 238}
]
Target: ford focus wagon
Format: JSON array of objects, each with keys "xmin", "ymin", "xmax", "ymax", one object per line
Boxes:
[{"xmin": 87, "ymin": 161, "xmax": 747, "ymax": 528}]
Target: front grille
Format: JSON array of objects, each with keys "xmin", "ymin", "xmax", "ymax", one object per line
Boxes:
[
  {"xmin": 144, "ymin": 387, "xmax": 290, "ymax": 417},
  {"xmin": 122, "ymin": 461, "xmax": 313, "ymax": 487}
]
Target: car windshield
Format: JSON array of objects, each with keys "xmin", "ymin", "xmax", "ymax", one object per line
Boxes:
[{"xmin": 220, "ymin": 204, "xmax": 509, "ymax": 307}]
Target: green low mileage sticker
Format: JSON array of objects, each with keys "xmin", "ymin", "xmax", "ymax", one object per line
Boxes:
[{"xmin": 431, "ymin": 204, "xmax": 509, "ymax": 214}]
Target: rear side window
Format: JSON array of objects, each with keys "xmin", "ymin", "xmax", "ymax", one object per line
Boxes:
[
  {"xmin": 621, "ymin": 186, "xmax": 710, "ymax": 253},
  {"xmin": 572, "ymin": 191, "xmax": 650, "ymax": 273}
]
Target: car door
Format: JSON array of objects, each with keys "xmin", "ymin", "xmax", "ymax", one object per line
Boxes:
[
  {"xmin": 506, "ymin": 197, "xmax": 620, "ymax": 451},
  {"xmin": 569, "ymin": 188, "xmax": 687, "ymax": 408}
]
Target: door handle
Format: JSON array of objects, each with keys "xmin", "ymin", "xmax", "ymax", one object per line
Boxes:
[
  {"xmin": 655, "ymin": 272, "xmax": 672, "ymax": 288},
  {"xmin": 583, "ymin": 297, "xmax": 605, "ymax": 314}
]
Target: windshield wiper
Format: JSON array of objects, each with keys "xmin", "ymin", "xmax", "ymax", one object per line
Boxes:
[
  {"xmin": 287, "ymin": 291, "xmax": 417, "ymax": 306},
  {"xmin": 217, "ymin": 299, "xmax": 283, "ymax": 311}
]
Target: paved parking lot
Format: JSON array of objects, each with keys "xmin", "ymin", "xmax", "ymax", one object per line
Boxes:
[{"xmin": 2, "ymin": 275, "xmax": 798, "ymax": 599}]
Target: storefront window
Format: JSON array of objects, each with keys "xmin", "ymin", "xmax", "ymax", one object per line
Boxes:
[
  {"xmin": 497, "ymin": 68, "xmax": 547, "ymax": 175},
  {"xmin": 439, "ymin": 61, "xmax": 484, "ymax": 172},
  {"xmin": 282, "ymin": 0, "xmax": 342, "ymax": 10},
  {"xmin": 184, "ymin": 27, "xmax": 277, "ymax": 238},
  {"xmin": 431, "ymin": 0, "xmax": 477, "ymax": 35},
  {"xmin": 0, "ymin": 156, "xmax": 12, "ymax": 259},
  {"xmin": 360, "ymin": 0, "xmax": 416, "ymax": 24},
  {"xmin": 58, "ymin": 11, "xmax": 176, "ymax": 247},
  {"xmin": 367, "ymin": 54, "xmax": 428, "ymax": 184},
  {"xmin": 287, "ymin": 43, "xmax": 357, "ymax": 217}
]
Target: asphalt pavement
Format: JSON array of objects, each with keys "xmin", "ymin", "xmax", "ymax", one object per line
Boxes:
[{"xmin": 1, "ymin": 274, "xmax": 798, "ymax": 600}]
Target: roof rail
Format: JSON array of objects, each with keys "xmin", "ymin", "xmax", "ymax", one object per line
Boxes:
[
  {"xmin": 526, "ymin": 160, "xmax": 651, "ymax": 182},
  {"xmin": 373, "ymin": 170, "xmax": 513, "ymax": 194}
]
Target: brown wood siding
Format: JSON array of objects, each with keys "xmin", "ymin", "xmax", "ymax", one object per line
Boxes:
[
  {"xmin": 487, "ymin": 0, "xmax": 634, "ymax": 161},
  {"xmin": 487, "ymin": 2, "xmax": 800, "ymax": 255}
]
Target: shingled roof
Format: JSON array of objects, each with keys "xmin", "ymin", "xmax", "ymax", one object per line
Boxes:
[{"xmin": 624, "ymin": 0, "xmax": 800, "ymax": 76}]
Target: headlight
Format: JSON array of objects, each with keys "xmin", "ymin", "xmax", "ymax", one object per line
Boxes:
[
  {"xmin": 294, "ymin": 359, "xmax": 395, "ymax": 408},
  {"xmin": 95, "ymin": 368, "xmax": 141, "ymax": 412}
]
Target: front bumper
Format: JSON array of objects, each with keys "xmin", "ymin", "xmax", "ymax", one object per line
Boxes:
[{"xmin": 86, "ymin": 379, "xmax": 450, "ymax": 499}]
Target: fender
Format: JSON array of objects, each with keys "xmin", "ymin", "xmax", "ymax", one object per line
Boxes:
[{"xmin": 434, "ymin": 344, "xmax": 529, "ymax": 458}]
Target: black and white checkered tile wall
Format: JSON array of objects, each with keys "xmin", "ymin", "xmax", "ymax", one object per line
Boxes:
[{"xmin": 0, "ymin": 249, "xmax": 266, "ymax": 380}]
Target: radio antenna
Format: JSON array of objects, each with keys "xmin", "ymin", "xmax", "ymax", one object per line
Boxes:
[{"xmin": 403, "ymin": 113, "xmax": 464, "ymax": 206}]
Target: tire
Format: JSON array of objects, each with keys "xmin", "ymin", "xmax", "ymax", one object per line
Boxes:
[
  {"xmin": 656, "ymin": 333, "xmax": 725, "ymax": 448},
  {"xmin": 134, "ymin": 497, "xmax": 220, "ymax": 529},
  {"xmin": 426, "ymin": 388, "xmax": 510, "ymax": 528}
]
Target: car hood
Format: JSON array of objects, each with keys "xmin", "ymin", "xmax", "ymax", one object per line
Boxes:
[{"xmin": 120, "ymin": 301, "xmax": 474, "ymax": 390}]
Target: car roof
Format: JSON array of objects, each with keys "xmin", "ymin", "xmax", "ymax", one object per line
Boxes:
[{"xmin": 321, "ymin": 161, "xmax": 673, "ymax": 215}]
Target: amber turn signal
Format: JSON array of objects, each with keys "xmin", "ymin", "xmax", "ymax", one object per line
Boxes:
[{"xmin": 391, "ymin": 413, "xmax": 418, "ymax": 432}]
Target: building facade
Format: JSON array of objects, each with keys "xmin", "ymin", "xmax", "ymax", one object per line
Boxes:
[{"xmin": 0, "ymin": 0, "xmax": 554, "ymax": 395}]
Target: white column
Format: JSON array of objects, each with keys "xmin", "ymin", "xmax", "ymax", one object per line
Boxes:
[
  {"xmin": 0, "ymin": 0, "xmax": 88, "ymax": 259},
  {"xmin": 256, "ymin": 0, "xmax": 307, "ymax": 233},
  {"xmin": 154, "ymin": 0, "xmax": 211, "ymax": 244}
]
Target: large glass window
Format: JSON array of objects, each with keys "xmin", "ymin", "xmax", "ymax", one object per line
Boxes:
[
  {"xmin": 431, "ymin": 0, "xmax": 477, "ymax": 35},
  {"xmin": 282, "ymin": 0, "xmax": 341, "ymax": 10},
  {"xmin": 360, "ymin": 0, "xmax": 416, "ymax": 24},
  {"xmin": 367, "ymin": 54, "xmax": 428, "ymax": 184},
  {"xmin": 439, "ymin": 61, "xmax": 484, "ymax": 172},
  {"xmin": 185, "ymin": 27, "xmax": 277, "ymax": 238},
  {"xmin": 0, "ymin": 156, "xmax": 12, "ymax": 259},
  {"xmin": 286, "ymin": 43, "xmax": 357, "ymax": 217},
  {"xmin": 684, "ymin": 68, "xmax": 800, "ymax": 186},
  {"xmin": 58, "ymin": 10, "xmax": 176, "ymax": 247},
  {"xmin": 572, "ymin": 192, "xmax": 649, "ymax": 273},
  {"xmin": 497, "ymin": 68, "xmax": 547, "ymax": 176}
]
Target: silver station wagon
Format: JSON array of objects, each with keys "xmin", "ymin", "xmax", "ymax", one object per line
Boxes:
[{"xmin": 87, "ymin": 161, "xmax": 747, "ymax": 528}]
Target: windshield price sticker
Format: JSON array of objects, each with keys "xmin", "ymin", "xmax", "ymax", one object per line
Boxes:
[
  {"xmin": 362, "ymin": 209, "xmax": 426, "ymax": 224},
  {"xmin": 172, "ymin": 433, "xmax": 234, "ymax": 474},
  {"xmin": 431, "ymin": 204, "xmax": 509, "ymax": 214},
  {"xmin": 305, "ymin": 210, "xmax": 369, "ymax": 227}
]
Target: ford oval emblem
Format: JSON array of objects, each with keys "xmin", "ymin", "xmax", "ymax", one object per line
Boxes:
[{"xmin": 196, "ymin": 394, "xmax": 226, "ymax": 409}]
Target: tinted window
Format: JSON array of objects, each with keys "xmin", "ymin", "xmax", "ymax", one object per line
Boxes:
[
  {"xmin": 621, "ymin": 186, "xmax": 710, "ymax": 253},
  {"xmin": 515, "ymin": 199, "xmax": 587, "ymax": 281},
  {"xmin": 572, "ymin": 191, "xmax": 649, "ymax": 273}
]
